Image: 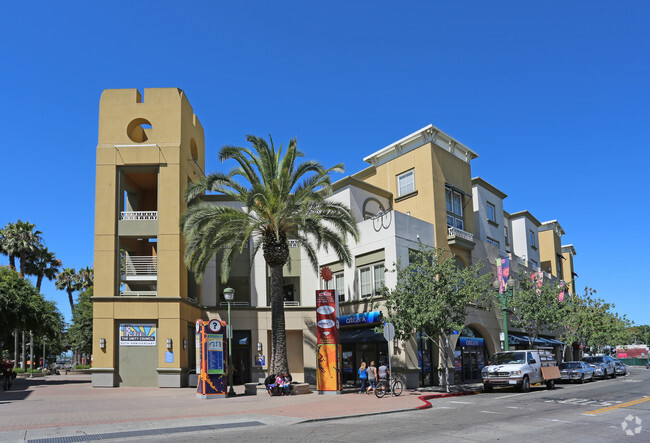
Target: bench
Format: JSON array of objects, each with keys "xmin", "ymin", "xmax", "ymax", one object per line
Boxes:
[{"xmin": 244, "ymin": 382, "xmax": 310, "ymax": 395}]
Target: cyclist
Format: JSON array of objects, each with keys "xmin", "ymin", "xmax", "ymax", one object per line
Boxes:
[{"xmin": 378, "ymin": 359, "xmax": 389, "ymax": 383}]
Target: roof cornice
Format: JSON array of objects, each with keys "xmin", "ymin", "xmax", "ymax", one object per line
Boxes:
[
  {"xmin": 362, "ymin": 124, "xmax": 479, "ymax": 167},
  {"xmin": 509, "ymin": 210, "xmax": 541, "ymax": 227},
  {"xmin": 472, "ymin": 177, "xmax": 508, "ymax": 199}
]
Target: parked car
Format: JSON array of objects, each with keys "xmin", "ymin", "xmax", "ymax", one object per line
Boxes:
[
  {"xmin": 559, "ymin": 361, "xmax": 595, "ymax": 383},
  {"xmin": 582, "ymin": 355, "xmax": 616, "ymax": 379},
  {"xmin": 614, "ymin": 360, "xmax": 627, "ymax": 376}
]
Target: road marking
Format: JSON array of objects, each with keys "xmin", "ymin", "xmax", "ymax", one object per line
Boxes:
[
  {"xmin": 584, "ymin": 396, "xmax": 650, "ymax": 415},
  {"xmin": 449, "ymin": 401, "xmax": 475, "ymax": 404},
  {"xmin": 542, "ymin": 418, "xmax": 572, "ymax": 424},
  {"xmin": 481, "ymin": 410, "xmax": 506, "ymax": 414}
]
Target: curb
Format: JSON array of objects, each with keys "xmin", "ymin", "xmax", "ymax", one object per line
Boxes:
[{"xmin": 417, "ymin": 390, "xmax": 481, "ymax": 410}]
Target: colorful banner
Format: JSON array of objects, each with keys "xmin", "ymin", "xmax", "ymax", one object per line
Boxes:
[
  {"xmin": 196, "ymin": 319, "xmax": 227, "ymax": 399},
  {"xmin": 316, "ymin": 290, "xmax": 339, "ymax": 344},
  {"xmin": 207, "ymin": 334, "xmax": 224, "ymax": 375},
  {"xmin": 317, "ymin": 344, "xmax": 342, "ymax": 392},
  {"xmin": 496, "ymin": 257, "xmax": 510, "ymax": 294},
  {"xmin": 119, "ymin": 323, "xmax": 156, "ymax": 346}
]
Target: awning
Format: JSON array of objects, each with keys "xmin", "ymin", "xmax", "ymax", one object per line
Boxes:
[
  {"xmin": 508, "ymin": 334, "xmax": 528, "ymax": 345},
  {"xmin": 508, "ymin": 334, "xmax": 564, "ymax": 346},
  {"xmin": 339, "ymin": 328, "xmax": 387, "ymax": 344}
]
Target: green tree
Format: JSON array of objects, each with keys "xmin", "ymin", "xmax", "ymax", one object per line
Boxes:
[
  {"xmin": 26, "ymin": 247, "xmax": 61, "ymax": 291},
  {"xmin": 0, "ymin": 220, "xmax": 42, "ymax": 277},
  {"xmin": 67, "ymin": 287, "xmax": 93, "ymax": 357},
  {"xmin": 77, "ymin": 266, "xmax": 94, "ymax": 290},
  {"xmin": 377, "ymin": 244, "xmax": 492, "ymax": 391},
  {"xmin": 507, "ymin": 272, "xmax": 565, "ymax": 348},
  {"xmin": 55, "ymin": 267, "xmax": 82, "ymax": 313},
  {"xmin": 181, "ymin": 135, "xmax": 359, "ymax": 375}
]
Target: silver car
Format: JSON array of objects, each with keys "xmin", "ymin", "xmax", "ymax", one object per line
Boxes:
[
  {"xmin": 559, "ymin": 361, "xmax": 595, "ymax": 383},
  {"xmin": 582, "ymin": 355, "xmax": 616, "ymax": 379},
  {"xmin": 614, "ymin": 360, "xmax": 627, "ymax": 376}
]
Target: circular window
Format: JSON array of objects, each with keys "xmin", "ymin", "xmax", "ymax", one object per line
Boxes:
[{"xmin": 127, "ymin": 118, "xmax": 153, "ymax": 143}]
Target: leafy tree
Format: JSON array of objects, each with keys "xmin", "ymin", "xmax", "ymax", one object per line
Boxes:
[
  {"xmin": 67, "ymin": 287, "xmax": 93, "ymax": 357},
  {"xmin": 77, "ymin": 267, "xmax": 94, "ymax": 290},
  {"xmin": 55, "ymin": 267, "xmax": 82, "ymax": 313},
  {"xmin": 26, "ymin": 247, "xmax": 61, "ymax": 291},
  {"xmin": 377, "ymin": 244, "xmax": 492, "ymax": 391},
  {"xmin": 507, "ymin": 271, "xmax": 565, "ymax": 348},
  {"xmin": 181, "ymin": 135, "xmax": 359, "ymax": 375}
]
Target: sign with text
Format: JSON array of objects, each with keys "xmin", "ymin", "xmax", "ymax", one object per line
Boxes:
[
  {"xmin": 119, "ymin": 323, "xmax": 156, "ymax": 346},
  {"xmin": 316, "ymin": 290, "xmax": 339, "ymax": 345},
  {"xmin": 207, "ymin": 334, "xmax": 224, "ymax": 374}
]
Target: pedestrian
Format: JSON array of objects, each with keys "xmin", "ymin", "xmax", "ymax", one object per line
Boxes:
[
  {"xmin": 367, "ymin": 360, "xmax": 377, "ymax": 394},
  {"xmin": 275, "ymin": 373, "xmax": 285, "ymax": 395},
  {"xmin": 378, "ymin": 359, "xmax": 389, "ymax": 382},
  {"xmin": 358, "ymin": 361, "xmax": 368, "ymax": 394},
  {"xmin": 2, "ymin": 358, "xmax": 14, "ymax": 391}
]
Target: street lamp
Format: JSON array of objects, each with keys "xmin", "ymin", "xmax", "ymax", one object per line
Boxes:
[
  {"xmin": 223, "ymin": 287, "xmax": 236, "ymax": 397},
  {"xmin": 493, "ymin": 278, "xmax": 515, "ymax": 351}
]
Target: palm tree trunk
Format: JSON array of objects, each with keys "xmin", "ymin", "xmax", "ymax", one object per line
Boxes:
[
  {"xmin": 67, "ymin": 289, "xmax": 75, "ymax": 312},
  {"xmin": 21, "ymin": 330, "xmax": 26, "ymax": 370},
  {"xmin": 9, "ymin": 255, "xmax": 16, "ymax": 270},
  {"xmin": 36, "ymin": 274, "xmax": 43, "ymax": 292},
  {"xmin": 269, "ymin": 265, "xmax": 288, "ymax": 375}
]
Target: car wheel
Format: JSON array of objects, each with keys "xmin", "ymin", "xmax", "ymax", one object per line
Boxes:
[
  {"xmin": 520, "ymin": 376, "xmax": 530, "ymax": 393},
  {"xmin": 484, "ymin": 384, "xmax": 493, "ymax": 393},
  {"xmin": 611, "ymin": 370, "xmax": 616, "ymax": 379},
  {"xmin": 546, "ymin": 379, "xmax": 555, "ymax": 390},
  {"xmin": 579, "ymin": 374, "xmax": 585, "ymax": 384},
  {"xmin": 590, "ymin": 373, "xmax": 594, "ymax": 382}
]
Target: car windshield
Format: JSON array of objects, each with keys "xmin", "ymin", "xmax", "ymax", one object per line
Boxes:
[
  {"xmin": 615, "ymin": 361, "xmax": 623, "ymax": 366},
  {"xmin": 582, "ymin": 356, "xmax": 605, "ymax": 364},
  {"xmin": 490, "ymin": 352, "xmax": 526, "ymax": 365},
  {"xmin": 559, "ymin": 362, "xmax": 580, "ymax": 369}
]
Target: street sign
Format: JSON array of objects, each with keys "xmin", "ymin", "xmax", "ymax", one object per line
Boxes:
[{"xmin": 383, "ymin": 322, "xmax": 395, "ymax": 342}]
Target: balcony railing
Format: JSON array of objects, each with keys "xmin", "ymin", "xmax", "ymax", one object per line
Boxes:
[
  {"xmin": 447, "ymin": 226, "xmax": 474, "ymax": 242},
  {"xmin": 119, "ymin": 290, "xmax": 157, "ymax": 296},
  {"xmin": 120, "ymin": 211, "xmax": 158, "ymax": 220},
  {"xmin": 284, "ymin": 300, "xmax": 300, "ymax": 307},
  {"xmin": 120, "ymin": 256, "xmax": 158, "ymax": 277},
  {"xmin": 219, "ymin": 301, "xmax": 250, "ymax": 307},
  {"xmin": 288, "ymin": 239, "xmax": 300, "ymax": 248}
]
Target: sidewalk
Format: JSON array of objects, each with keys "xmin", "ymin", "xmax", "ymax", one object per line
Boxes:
[{"xmin": 0, "ymin": 374, "xmax": 480, "ymax": 441}]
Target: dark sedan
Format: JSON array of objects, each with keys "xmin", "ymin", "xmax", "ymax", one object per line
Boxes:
[
  {"xmin": 614, "ymin": 360, "xmax": 627, "ymax": 376},
  {"xmin": 559, "ymin": 361, "xmax": 595, "ymax": 383}
]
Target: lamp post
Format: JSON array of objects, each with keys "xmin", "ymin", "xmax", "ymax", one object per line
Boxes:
[
  {"xmin": 223, "ymin": 287, "xmax": 236, "ymax": 397},
  {"xmin": 493, "ymin": 279, "xmax": 514, "ymax": 351}
]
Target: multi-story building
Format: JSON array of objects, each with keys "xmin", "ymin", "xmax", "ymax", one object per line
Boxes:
[{"xmin": 91, "ymin": 90, "xmax": 578, "ymax": 388}]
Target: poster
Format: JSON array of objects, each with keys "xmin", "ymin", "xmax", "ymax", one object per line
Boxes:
[
  {"xmin": 119, "ymin": 323, "xmax": 156, "ymax": 346},
  {"xmin": 207, "ymin": 334, "xmax": 224, "ymax": 374},
  {"xmin": 316, "ymin": 290, "xmax": 338, "ymax": 344},
  {"xmin": 317, "ymin": 344, "xmax": 341, "ymax": 391}
]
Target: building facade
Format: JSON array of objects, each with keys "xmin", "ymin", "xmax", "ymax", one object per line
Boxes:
[{"xmin": 91, "ymin": 89, "xmax": 578, "ymax": 388}]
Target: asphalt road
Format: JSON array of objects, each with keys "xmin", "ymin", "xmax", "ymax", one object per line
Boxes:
[{"xmin": 128, "ymin": 366, "xmax": 650, "ymax": 442}]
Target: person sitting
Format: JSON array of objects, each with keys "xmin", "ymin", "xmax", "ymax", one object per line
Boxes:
[
  {"xmin": 264, "ymin": 374, "xmax": 277, "ymax": 396},
  {"xmin": 275, "ymin": 373, "xmax": 285, "ymax": 395},
  {"xmin": 282, "ymin": 372, "xmax": 292, "ymax": 395}
]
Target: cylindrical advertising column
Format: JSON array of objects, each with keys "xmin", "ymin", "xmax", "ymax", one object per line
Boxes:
[
  {"xmin": 316, "ymin": 289, "xmax": 341, "ymax": 394},
  {"xmin": 196, "ymin": 319, "xmax": 227, "ymax": 399}
]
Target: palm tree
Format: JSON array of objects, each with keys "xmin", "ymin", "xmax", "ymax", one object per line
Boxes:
[
  {"xmin": 26, "ymin": 247, "xmax": 62, "ymax": 291},
  {"xmin": 55, "ymin": 267, "xmax": 82, "ymax": 313},
  {"xmin": 181, "ymin": 135, "xmax": 359, "ymax": 375},
  {"xmin": 78, "ymin": 266, "xmax": 94, "ymax": 290},
  {"xmin": 0, "ymin": 220, "xmax": 42, "ymax": 276}
]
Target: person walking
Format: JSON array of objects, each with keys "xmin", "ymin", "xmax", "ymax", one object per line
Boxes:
[
  {"xmin": 2, "ymin": 358, "xmax": 14, "ymax": 391},
  {"xmin": 367, "ymin": 360, "xmax": 377, "ymax": 394},
  {"xmin": 378, "ymin": 359, "xmax": 389, "ymax": 382},
  {"xmin": 358, "ymin": 361, "xmax": 368, "ymax": 394}
]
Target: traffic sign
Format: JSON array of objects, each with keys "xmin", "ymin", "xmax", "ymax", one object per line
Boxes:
[{"xmin": 383, "ymin": 322, "xmax": 395, "ymax": 342}]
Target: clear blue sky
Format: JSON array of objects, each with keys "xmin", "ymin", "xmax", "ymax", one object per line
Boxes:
[{"xmin": 1, "ymin": 1, "xmax": 648, "ymax": 326}]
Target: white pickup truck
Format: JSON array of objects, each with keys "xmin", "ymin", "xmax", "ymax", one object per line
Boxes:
[{"xmin": 482, "ymin": 349, "xmax": 561, "ymax": 393}]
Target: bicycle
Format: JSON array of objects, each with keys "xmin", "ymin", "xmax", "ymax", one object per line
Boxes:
[{"xmin": 374, "ymin": 375, "xmax": 403, "ymax": 398}]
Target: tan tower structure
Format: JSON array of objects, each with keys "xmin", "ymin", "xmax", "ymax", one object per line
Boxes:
[{"xmin": 92, "ymin": 88, "xmax": 205, "ymax": 387}]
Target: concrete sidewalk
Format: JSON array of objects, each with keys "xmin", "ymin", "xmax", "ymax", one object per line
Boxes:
[{"xmin": 0, "ymin": 374, "xmax": 479, "ymax": 441}]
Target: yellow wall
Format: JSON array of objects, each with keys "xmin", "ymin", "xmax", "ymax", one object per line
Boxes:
[{"xmin": 93, "ymin": 88, "xmax": 206, "ymax": 381}]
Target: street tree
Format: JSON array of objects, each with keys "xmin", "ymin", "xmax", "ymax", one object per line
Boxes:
[
  {"xmin": 67, "ymin": 287, "xmax": 93, "ymax": 359},
  {"xmin": 26, "ymin": 247, "xmax": 62, "ymax": 291},
  {"xmin": 0, "ymin": 220, "xmax": 43, "ymax": 277},
  {"xmin": 181, "ymin": 135, "xmax": 359, "ymax": 375},
  {"xmin": 376, "ymin": 244, "xmax": 492, "ymax": 391},
  {"xmin": 507, "ymin": 271, "xmax": 565, "ymax": 348},
  {"xmin": 55, "ymin": 267, "xmax": 82, "ymax": 313}
]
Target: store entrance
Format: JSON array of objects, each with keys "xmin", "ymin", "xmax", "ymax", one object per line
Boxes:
[
  {"xmin": 232, "ymin": 330, "xmax": 251, "ymax": 385},
  {"xmin": 454, "ymin": 327, "xmax": 487, "ymax": 384}
]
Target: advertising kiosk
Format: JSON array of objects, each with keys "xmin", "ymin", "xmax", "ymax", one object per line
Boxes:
[
  {"xmin": 196, "ymin": 319, "xmax": 228, "ymax": 399},
  {"xmin": 316, "ymin": 289, "xmax": 342, "ymax": 394}
]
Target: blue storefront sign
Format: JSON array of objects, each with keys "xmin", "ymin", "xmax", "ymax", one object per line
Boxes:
[
  {"xmin": 459, "ymin": 337, "xmax": 484, "ymax": 348},
  {"xmin": 338, "ymin": 311, "xmax": 382, "ymax": 326}
]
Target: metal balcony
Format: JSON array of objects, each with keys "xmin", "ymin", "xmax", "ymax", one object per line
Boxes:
[
  {"xmin": 120, "ymin": 211, "xmax": 158, "ymax": 220},
  {"xmin": 120, "ymin": 256, "xmax": 158, "ymax": 281},
  {"xmin": 447, "ymin": 226, "xmax": 475, "ymax": 250},
  {"xmin": 119, "ymin": 290, "xmax": 157, "ymax": 296}
]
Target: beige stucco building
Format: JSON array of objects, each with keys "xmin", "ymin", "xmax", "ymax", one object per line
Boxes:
[{"xmin": 91, "ymin": 89, "xmax": 578, "ymax": 388}]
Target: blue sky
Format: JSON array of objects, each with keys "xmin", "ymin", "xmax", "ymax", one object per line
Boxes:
[{"xmin": 1, "ymin": 1, "xmax": 648, "ymax": 326}]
